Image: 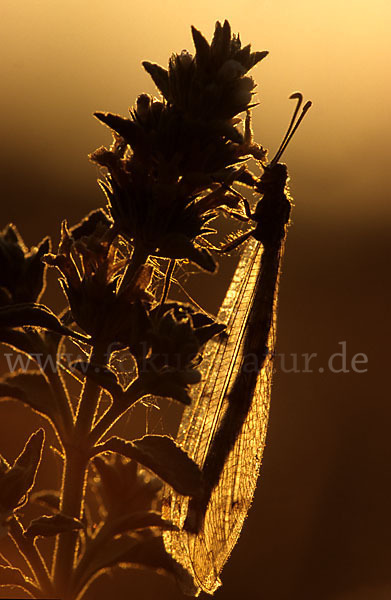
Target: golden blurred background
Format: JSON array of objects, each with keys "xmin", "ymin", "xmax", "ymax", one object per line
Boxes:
[{"xmin": 1, "ymin": 1, "xmax": 390, "ymax": 599}]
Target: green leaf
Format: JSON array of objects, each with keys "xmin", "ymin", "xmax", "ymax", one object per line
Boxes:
[
  {"xmin": 13, "ymin": 428, "xmax": 44, "ymax": 475},
  {"xmin": 74, "ymin": 532, "xmax": 194, "ymax": 598},
  {"xmin": 194, "ymin": 321, "xmax": 226, "ymax": 346},
  {"xmin": 69, "ymin": 208, "xmax": 112, "ymax": 240},
  {"xmin": 109, "ymin": 510, "xmax": 178, "ymax": 536},
  {"xmin": 211, "ymin": 19, "xmax": 231, "ymax": 63},
  {"xmin": 0, "ymin": 303, "xmax": 90, "ymax": 343},
  {"xmin": 0, "ymin": 565, "xmax": 35, "ymax": 594},
  {"xmin": 141, "ymin": 373, "xmax": 192, "ymax": 405},
  {"xmin": 142, "ymin": 61, "xmax": 170, "ymax": 100},
  {"xmin": 92, "ymin": 454, "xmax": 137, "ymax": 508},
  {"xmin": 74, "ymin": 535, "xmax": 136, "ymax": 595},
  {"xmin": 94, "ymin": 112, "xmax": 141, "ymax": 149},
  {"xmin": 25, "ymin": 513, "xmax": 84, "ymax": 538},
  {"xmin": 0, "ymin": 328, "xmax": 39, "ymax": 357},
  {"xmin": 191, "ymin": 26, "xmax": 211, "ymax": 71},
  {"xmin": 0, "ymin": 382, "xmax": 27, "ymax": 403},
  {"xmin": 249, "ymin": 49, "xmax": 269, "ymax": 69},
  {"xmin": 92, "ymin": 454, "xmax": 162, "ymax": 518},
  {"xmin": 0, "ymin": 371, "xmax": 56, "ymax": 421},
  {"xmin": 30, "ymin": 489, "xmax": 60, "ymax": 512},
  {"xmin": 0, "ymin": 453, "xmax": 10, "ymax": 473},
  {"xmin": 114, "ymin": 533, "xmax": 194, "ymax": 584},
  {"xmin": 0, "ymin": 565, "xmax": 30, "ymax": 586},
  {"xmin": 0, "ymin": 429, "xmax": 44, "ymax": 512},
  {"xmin": 157, "ymin": 234, "xmax": 216, "ymax": 272},
  {"xmin": 72, "ymin": 361, "xmax": 124, "ymax": 398},
  {"xmin": 94, "ymin": 435, "xmax": 203, "ymax": 497}
]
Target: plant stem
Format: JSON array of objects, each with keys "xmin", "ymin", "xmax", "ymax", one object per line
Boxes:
[
  {"xmin": 74, "ymin": 346, "xmax": 107, "ymax": 437},
  {"xmin": 52, "ymin": 446, "xmax": 89, "ymax": 598},
  {"xmin": 34, "ymin": 331, "xmax": 75, "ymax": 432},
  {"xmin": 88, "ymin": 377, "xmax": 145, "ymax": 445},
  {"xmin": 52, "ymin": 245, "xmax": 150, "ymax": 596},
  {"xmin": 71, "ymin": 520, "xmax": 122, "ymax": 597},
  {"xmin": 117, "ymin": 243, "xmax": 149, "ymax": 295},
  {"xmin": 52, "ymin": 345, "xmax": 107, "ymax": 598},
  {"xmin": 44, "ymin": 362, "xmax": 74, "ymax": 436}
]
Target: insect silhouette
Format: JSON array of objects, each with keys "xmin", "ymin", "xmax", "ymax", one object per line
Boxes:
[{"xmin": 162, "ymin": 92, "xmax": 311, "ymax": 595}]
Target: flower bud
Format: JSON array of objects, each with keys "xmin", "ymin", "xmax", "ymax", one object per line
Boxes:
[
  {"xmin": 217, "ymin": 59, "xmax": 246, "ymax": 82},
  {"xmin": 0, "ymin": 224, "xmax": 50, "ymax": 306},
  {"xmin": 135, "ymin": 93, "xmax": 152, "ymax": 123}
]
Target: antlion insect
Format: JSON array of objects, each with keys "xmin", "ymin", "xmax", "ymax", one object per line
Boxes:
[{"xmin": 162, "ymin": 93, "xmax": 312, "ymax": 595}]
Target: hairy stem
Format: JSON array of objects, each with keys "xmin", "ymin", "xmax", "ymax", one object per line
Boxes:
[
  {"xmin": 44, "ymin": 361, "xmax": 74, "ymax": 437},
  {"xmin": 117, "ymin": 243, "xmax": 150, "ymax": 295},
  {"xmin": 52, "ymin": 345, "xmax": 107, "ymax": 598},
  {"xmin": 88, "ymin": 376, "xmax": 145, "ymax": 446},
  {"xmin": 71, "ymin": 519, "xmax": 122, "ymax": 597}
]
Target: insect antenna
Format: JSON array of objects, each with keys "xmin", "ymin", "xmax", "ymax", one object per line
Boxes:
[{"xmin": 270, "ymin": 92, "xmax": 312, "ymax": 166}]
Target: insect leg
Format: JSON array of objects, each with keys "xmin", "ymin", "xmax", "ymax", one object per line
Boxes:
[{"xmin": 219, "ymin": 230, "xmax": 253, "ymax": 253}]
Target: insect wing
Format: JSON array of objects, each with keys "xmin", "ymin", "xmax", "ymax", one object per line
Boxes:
[{"xmin": 163, "ymin": 238, "xmax": 275, "ymax": 595}]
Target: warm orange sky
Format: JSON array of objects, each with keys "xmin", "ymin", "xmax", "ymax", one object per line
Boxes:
[
  {"xmin": 1, "ymin": 5, "xmax": 390, "ymax": 600},
  {"xmin": 1, "ymin": 0, "xmax": 390, "ymax": 230}
]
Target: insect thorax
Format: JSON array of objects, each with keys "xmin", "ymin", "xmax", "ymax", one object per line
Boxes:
[{"xmin": 253, "ymin": 163, "xmax": 291, "ymax": 247}]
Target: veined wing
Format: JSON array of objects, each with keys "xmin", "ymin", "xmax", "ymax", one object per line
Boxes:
[{"xmin": 163, "ymin": 235, "xmax": 282, "ymax": 595}]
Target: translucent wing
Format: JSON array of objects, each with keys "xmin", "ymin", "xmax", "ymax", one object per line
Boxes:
[{"xmin": 163, "ymin": 236, "xmax": 280, "ymax": 595}]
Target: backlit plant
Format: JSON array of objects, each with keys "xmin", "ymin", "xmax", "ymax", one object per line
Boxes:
[{"xmin": 0, "ymin": 21, "xmax": 278, "ymax": 599}]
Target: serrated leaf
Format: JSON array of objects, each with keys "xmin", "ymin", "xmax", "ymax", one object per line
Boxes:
[
  {"xmin": 14, "ymin": 429, "xmax": 44, "ymax": 472},
  {"xmin": 25, "ymin": 513, "xmax": 84, "ymax": 538},
  {"xmin": 91, "ymin": 454, "xmax": 161, "ymax": 517},
  {"xmin": 69, "ymin": 208, "xmax": 112, "ymax": 240},
  {"xmin": 0, "ymin": 429, "xmax": 44, "ymax": 512},
  {"xmin": 30, "ymin": 489, "xmax": 60, "ymax": 512},
  {"xmin": 92, "ymin": 455, "xmax": 133, "ymax": 502},
  {"xmin": 0, "ymin": 454, "xmax": 10, "ymax": 473},
  {"xmin": 0, "ymin": 303, "xmax": 90, "ymax": 343},
  {"xmin": 0, "ymin": 328, "xmax": 39, "ymax": 357},
  {"xmin": 157, "ymin": 234, "xmax": 216, "ymax": 272},
  {"xmin": 0, "ymin": 371, "xmax": 56, "ymax": 420},
  {"xmin": 191, "ymin": 26, "xmax": 211, "ymax": 71},
  {"xmin": 0, "ymin": 565, "xmax": 30, "ymax": 586},
  {"xmin": 94, "ymin": 112, "xmax": 141, "ymax": 149},
  {"xmin": 0, "ymin": 382, "xmax": 27, "ymax": 403},
  {"xmin": 194, "ymin": 322, "xmax": 226, "ymax": 346},
  {"xmin": 142, "ymin": 62, "xmax": 170, "ymax": 100},
  {"xmin": 110, "ymin": 510, "xmax": 178, "ymax": 536},
  {"xmin": 74, "ymin": 533, "xmax": 139, "ymax": 594},
  {"xmin": 74, "ymin": 532, "xmax": 195, "ymax": 597},
  {"xmin": 0, "ymin": 565, "xmax": 35, "ymax": 594},
  {"xmin": 94, "ymin": 435, "xmax": 203, "ymax": 497},
  {"xmin": 142, "ymin": 374, "xmax": 192, "ymax": 405},
  {"xmin": 249, "ymin": 49, "xmax": 269, "ymax": 69},
  {"xmin": 219, "ymin": 20, "xmax": 231, "ymax": 61},
  {"xmin": 119, "ymin": 534, "xmax": 195, "ymax": 589},
  {"xmin": 72, "ymin": 362, "xmax": 124, "ymax": 398}
]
